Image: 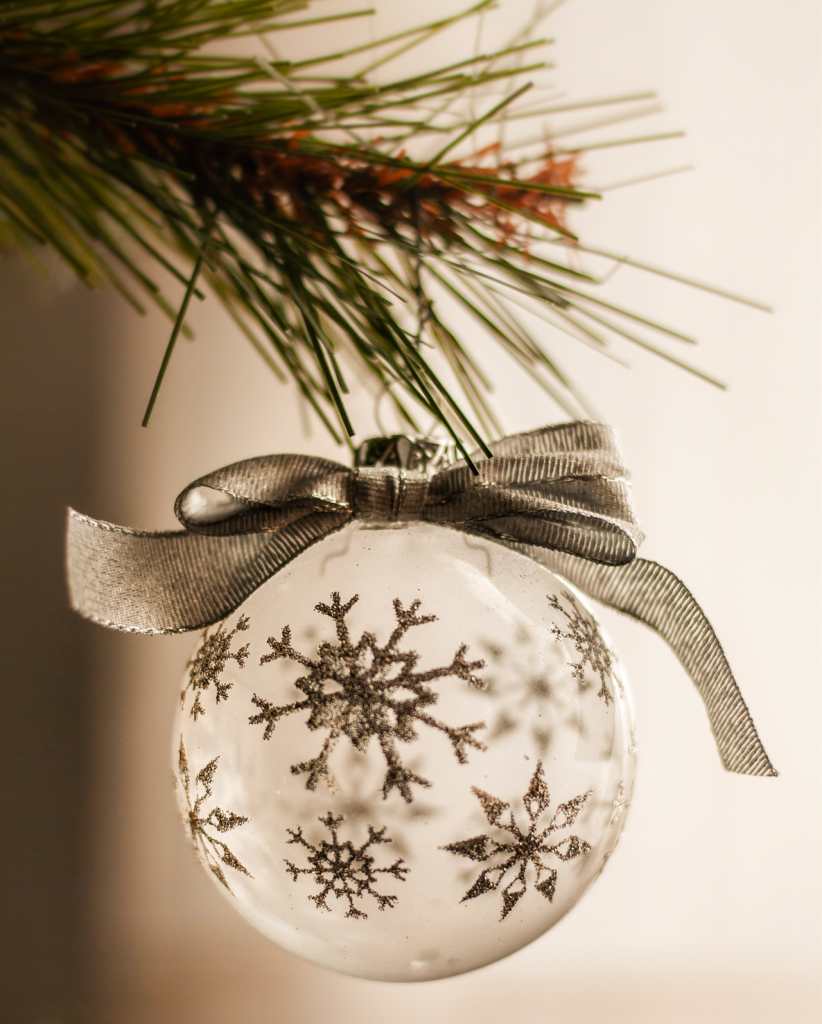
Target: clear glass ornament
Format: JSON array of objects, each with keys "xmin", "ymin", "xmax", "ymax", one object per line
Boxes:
[{"xmin": 175, "ymin": 520, "xmax": 636, "ymax": 981}]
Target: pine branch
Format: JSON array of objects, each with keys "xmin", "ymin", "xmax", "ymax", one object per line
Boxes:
[{"xmin": 0, "ymin": 0, "xmax": 720, "ymax": 446}]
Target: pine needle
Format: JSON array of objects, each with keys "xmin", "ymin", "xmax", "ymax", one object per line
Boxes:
[{"xmin": 0, "ymin": 0, "xmax": 736, "ymax": 450}]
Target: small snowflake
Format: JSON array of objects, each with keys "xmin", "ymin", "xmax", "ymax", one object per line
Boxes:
[
  {"xmin": 250, "ymin": 592, "xmax": 486, "ymax": 803},
  {"xmin": 547, "ymin": 591, "xmax": 617, "ymax": 704},
  {"xmin": 441, "ymin": 761, "xmax": 592, "ymax": 921},
  {"xmin": 285, "ymin": 812, "xmax": 408, "ymax": 919},
  {"xmin": 183, "ymin": 615, "xmax": 251, "ymax": 720},
  {"xmin": 176, "ymin": 737, "xmax": 252, "ymax": 893}
]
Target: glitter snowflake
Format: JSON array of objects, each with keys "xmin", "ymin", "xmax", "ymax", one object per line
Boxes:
[
  {"xmin": 547, "ymin": 591, "xmax": 617, "ymax": 704},
  {"xmin": 182, "ymin": 615, "xmax": 251, "ymax": 720},
  {"xmin": 249, "ymin": 592, "xmax": 486, "ymax": 803},
  {"xmin": 441, "ymin": 761, "xmax": 592, "ymax": 921},
  {"xmin": 285, "ymin": 812, "xmax": 408, "ymax": 919},
  {"xmin": 177, "ymin": 737, "xmax": 252, "ymax": 893}
]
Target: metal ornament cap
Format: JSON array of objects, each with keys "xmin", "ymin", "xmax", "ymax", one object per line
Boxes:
[{"xmin": 354, "ymin": 435, "xmax": 457, "ymax": 477}]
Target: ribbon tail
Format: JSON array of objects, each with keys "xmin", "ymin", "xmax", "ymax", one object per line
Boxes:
[
  {"xmin": 66, "ymin": 509, "xmax": 347, "ymax": 634},
  {"xmin": 517, "ymin": 546, "xmax": 777, "ymax": 778}
]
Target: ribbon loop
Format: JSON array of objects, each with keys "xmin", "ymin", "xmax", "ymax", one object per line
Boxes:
[
  {"xmin": 65, "ymin": 421, "xmax": 776, "ymax": 778},
  {"xmin": 174, "ymin": 454, "xmax": 351, "ymax": 535}
]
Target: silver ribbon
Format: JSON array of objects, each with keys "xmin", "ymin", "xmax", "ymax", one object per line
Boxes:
[{"xmin": 65, "ymin": 421, "xmax": 776, "ymax": 777}]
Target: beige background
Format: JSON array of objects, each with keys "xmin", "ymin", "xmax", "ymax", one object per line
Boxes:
[{"xmin": 2, "ymin": 1, "xmax": 819, "ymax": 1021}]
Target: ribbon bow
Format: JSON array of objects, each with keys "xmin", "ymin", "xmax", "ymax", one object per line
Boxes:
[{"xmin": 66, "ymin": 421, "xmax": 775, "ymax": 778}]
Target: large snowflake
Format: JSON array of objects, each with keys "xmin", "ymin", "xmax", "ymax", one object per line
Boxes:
[
  {"xmin": 441, "ymin": 761, "xmax": 591, "ymax": 921},
  {"xmin": 250, "ymin": 592, "xmax": 486, "ymax": 802},
  {"xmin": 285, "ymin": 812, "xmax": 408, "ymax": 919},
  {"xmin": 177, "ymin": 737, "xmax": 252, "ymax": 894},
  {"xmin": 547, "ymin": 591, "xmax": 616, "ymax": 704},
  {"xmin": 183, "ymin": 615, "xmax": 251, "ymax": 720}
]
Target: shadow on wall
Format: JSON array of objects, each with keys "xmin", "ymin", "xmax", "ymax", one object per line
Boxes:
[{"xmin": 0, "ymin": 266, "xmax": 104, "ymax": 1022}]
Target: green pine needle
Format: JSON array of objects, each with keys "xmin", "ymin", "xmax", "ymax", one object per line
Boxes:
[{"xmin": 0, "ymin": 0, "xmax": 731, "ymax": 449}]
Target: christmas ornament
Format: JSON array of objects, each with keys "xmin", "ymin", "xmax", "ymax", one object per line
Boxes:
[
  {"xmin": 66, "ymin": 421, "xmax": 776, "ymax": 981},
  {"xmin": 174, "ymin": 521, "xmax": 634, "ymax": 980}
]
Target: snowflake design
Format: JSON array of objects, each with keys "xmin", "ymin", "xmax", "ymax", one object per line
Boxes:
[
  {"xmin": 441, "ymin": 761, "xmax": 592, "ymax": 921},
  {"xmin": 547, "ymin": 591, "xmax": 617, "ymax": 704},
  {"xmin": 182, "ymin": 615, "xmax": 251, "ymax": 720},
  {"xmin": 481, "ymin": 637, "xmax": 559, "ymax": 755},
  {"xmin": 249, "ymin": 592, "xmax": 486, "ymax": 803},
  {"xmin": 176, "ymin": 737, "xmax": 253, "ymax": 894},
  {"xmin": 285, "ymin": 812, "xmax": 408, "ymax": 919},
  {"xmin": 325, "ymin": 749, "xmax": 439, "ymax": 858}
]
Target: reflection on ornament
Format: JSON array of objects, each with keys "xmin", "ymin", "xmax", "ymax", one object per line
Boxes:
[
  {"xmin": 610, "ymin": 780, "xmax": 631, "ymax": 825},
  {"xmin": 176, "ymin": 521, "xmax": 635, "ymax": 981}
]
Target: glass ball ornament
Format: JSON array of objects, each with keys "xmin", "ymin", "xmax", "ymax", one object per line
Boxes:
[{"xmin": 175, "ymin": 517, "xmax": 636, "ymax": 982}]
